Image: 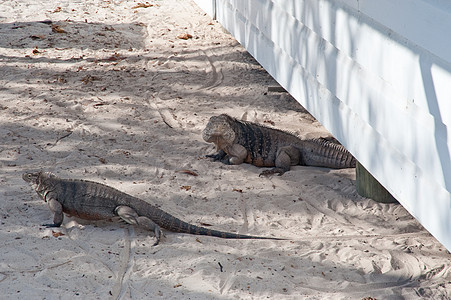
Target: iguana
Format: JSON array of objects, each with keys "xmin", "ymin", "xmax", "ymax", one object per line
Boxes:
[
  {"xmin": 202, "ymin": 114, "xmax": 356, "ymax": 176},
  {"xmin": 23, "ymin": 171, "xmax": 282, "ymax": 245}
]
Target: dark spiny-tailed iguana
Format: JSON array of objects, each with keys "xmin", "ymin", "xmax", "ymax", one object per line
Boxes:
[
  {"xmin": 23, "ymin": 171, "xmax": 282, "ymax": 245},
  {"xmin": 202, "ymin": 114, "xmax": 356, "ymax": 176}
]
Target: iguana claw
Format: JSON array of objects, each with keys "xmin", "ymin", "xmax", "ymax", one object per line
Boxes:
[{"xmin": 42, "ymin": 223, "xmax": 61, "ymax": 228}]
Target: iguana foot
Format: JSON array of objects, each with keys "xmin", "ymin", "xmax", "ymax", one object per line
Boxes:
[
  {"xmin": 259, "ymin": 168, "xmax": 286, "ymax": 177},
  {"xmin": 152, "ymin": 236, "xmax": 160, "ymax": 246},
  {"xmin": 206, "ymin": 153, "xmax": 222, "ymax": 160},
  {"xmin": 206, "ymin": 149, "xmax": 227, "ymax": 161},
  {"xmin": 42, "ymin": 223, "xmax": 61, "ymax": 228},
  {"xmin": 206, "ymin": 154, "xmax": 230, "ymax": 163},
  {"xmin": 206, "ymin": 154, "xmax": 232, "ymax": 165}
]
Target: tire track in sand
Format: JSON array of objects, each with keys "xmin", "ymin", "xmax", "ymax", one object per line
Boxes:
[
  {"xmin": 199, "ymin": 49, "xmax": 224, "ymax": 90},
  {"xmin": 112, "ymin": 227, "xmax": 136, "ymax": 300}
]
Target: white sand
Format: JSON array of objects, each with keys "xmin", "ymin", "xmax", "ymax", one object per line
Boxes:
[{"xmin": 1, "ymin": 0, "xmax": 451, "ymax": 299}]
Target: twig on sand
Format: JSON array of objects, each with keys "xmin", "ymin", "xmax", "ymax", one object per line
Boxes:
[{"xmin": 53, "ymin": 131, "xmax": 73, "ymax": 146}]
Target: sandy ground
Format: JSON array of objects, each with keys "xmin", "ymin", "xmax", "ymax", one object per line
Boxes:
[{"xmin": 1, "ymin": 0, "xmax": 451, "ymax": 299}]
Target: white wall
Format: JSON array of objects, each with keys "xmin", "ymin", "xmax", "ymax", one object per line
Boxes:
[
  {"xmin": 194, "ymin": 0, "xmax": 216, "ymax": 18},
  {"xmin": 194, "ymin": 0, "xmax": 451, "ymax": 251}
]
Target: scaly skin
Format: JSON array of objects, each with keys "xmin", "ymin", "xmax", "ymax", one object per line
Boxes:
[
  {"xmin": 202, "ymin": 114, "xmax": 356, "ymax": 175},
  {"xmin": 23, "ymin": 171, "xmax": 283, "ymax": 245}
]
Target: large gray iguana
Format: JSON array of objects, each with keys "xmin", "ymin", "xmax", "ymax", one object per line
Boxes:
[
  {"xmin": 23, "ymin": 171, "xmax": 282, "ymax": 245},
  {"xmin": 202, "ymin": 114, "xmax": 356, "ymax": 176}
]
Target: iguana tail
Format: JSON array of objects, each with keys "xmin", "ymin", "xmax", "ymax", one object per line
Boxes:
[{"xmin": 151, "ymin": 208, "xmax": 283, "ymax": 240}]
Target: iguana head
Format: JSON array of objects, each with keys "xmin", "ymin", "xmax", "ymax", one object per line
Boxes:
[
  {"xmin": 23, "ymin": 171, "xmax": 57, "ymax": 201},
  {"xmin": 202, "ymin": 114, "xmax": 236, "ymax": 148},
  {"xmin": 22, "ymin": 171, "xmax": 43, "ymax": 184}
]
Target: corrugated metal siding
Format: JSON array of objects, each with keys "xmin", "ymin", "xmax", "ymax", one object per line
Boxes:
[{"xmin": 194, "ymin": 0, "xmax": 451, "ymax": 250}]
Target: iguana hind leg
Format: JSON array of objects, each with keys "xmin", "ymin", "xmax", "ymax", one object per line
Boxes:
[
  {"xmin": 115, "ymin": 205, "xmax": 162, "ymax": 246},
  {"xmin": 227, "ymin": 144, "xmax": 248, "ymax": 165},
  {"xmin": 260, "ymin": 146, "xmax": 300, "ymax": 176},
  {"xmin": 43, "ymin": 198, "xmax": 64, "ymax": 227}
]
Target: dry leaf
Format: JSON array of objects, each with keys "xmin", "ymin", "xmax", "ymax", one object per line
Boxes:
[
  {"xmin": 32, "ymin": 47, "xmax": 41, "ymax": 55},
  {"xmin": 177, "ymin": 169, "xmax": 198, "ymax": 176},
  {"xmin": 177, "ymin": 33, "xmax": 192, "ymax": 40},
  {"xmin": 132, "ymin": 3, "xmax": 153, "ymax": 9},
  {"xmin": 56, "ymin": 76, "xmax": 67, "ymax": 83},
  {"xmin": 107, "ymin": 54, "xmax": 118, "ymax": 61},
  {"xmin": 52, "ymin": 7, "xmax": 62, "ymax": 13},
  {"xmin": 51, "ymin": 24, "xmax": 66, "ymax": 33},
  {"xmin": 264, "ymin": 120, "xmax": 275, "ymax": 126},
  {"xmin": 30, "ymin": 35, "xmax": 45, "ymax": 40},
  {"xmin": 181, "ymin": 185, "xmax": 191, "ymax": 191},
  {"xmin": 81, "ymin": 75, "xmax": 98, "ymax": 84},
  {"xmin": 106, "ymin": 54, "xmax": 125, "ymax": 62},
  {"xmin": 52, "ymin": 231, "xmax": 65, "ymax": 237}
]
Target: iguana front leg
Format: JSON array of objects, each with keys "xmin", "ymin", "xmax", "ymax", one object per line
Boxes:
[
  {"xmin": 43, "ymin": 198, "xmax": 64, "ymax": 227},
  {"xmin": 260, "ymin": 146, "xmax": 300, "ymax": 176},
  {"xmin": 115, "ymin": 205, "xmax": 162, "ymax": 246},
  {"xmin": 206, "ymin": 149, "xmax": 228, "ymax": 163},
  {"xmin": 207, "ymin": 144, "xmax": 248, "ymax": 165}
]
